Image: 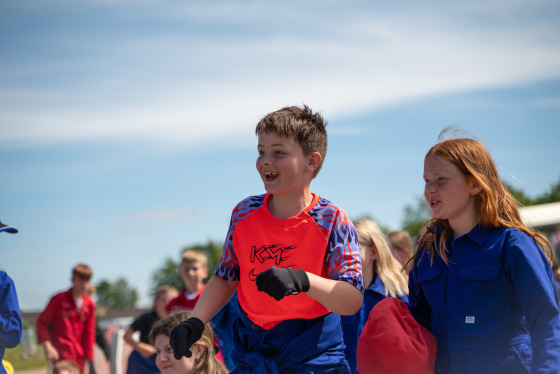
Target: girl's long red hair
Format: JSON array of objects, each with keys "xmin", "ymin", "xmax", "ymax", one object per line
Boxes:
[{"xmin": 408, "ymin": 137, "xmax": 552, "ymax": 267}]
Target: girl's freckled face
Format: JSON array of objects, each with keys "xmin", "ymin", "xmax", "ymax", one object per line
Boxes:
[{"xmin": 423, "ymin": 154, "xmax": 477, "ymax": 229}]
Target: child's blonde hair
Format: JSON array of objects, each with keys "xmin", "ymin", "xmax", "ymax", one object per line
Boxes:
[
  {"xmin": 388, "ymin": 230, "xmax": 413, "ymax": 252},
  {"xmin": 354, "ymin": 218, "xmax": 408, "ymax": 297},
  {"xmin": 413, "ymin": 134, "xmax": 552, "ymax": 265},
  {"xmin": 181, "ymin": 249, "xmax": 208, "ymax": 268},
  {"xmin": 388, "ymin": 230, "xmax": 413, "ymax": 269},
  {"xmin": 53, "ymin": 360, "xmax": 80, "ymax": 374}
]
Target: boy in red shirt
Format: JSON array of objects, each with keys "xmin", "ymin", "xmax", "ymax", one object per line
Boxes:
[
  {"xmin": 166, "ymin": 249, "xmax": 209, "ymax": 312},
  {"xmin": 37, "ymin": 264, "xmax": 96, "ymax": 374},
  {"xmin": 170, "ymin": 105, "xmax": 364, "ymax": 373},
  {"xmin": 166, "ymin": 249, "xmax": 238, "ymax": 369}
]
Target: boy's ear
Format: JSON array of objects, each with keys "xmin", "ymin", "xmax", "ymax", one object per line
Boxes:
[{"xmin": 307, "ymin": 152, "xmax": 322, "ymax": 171}]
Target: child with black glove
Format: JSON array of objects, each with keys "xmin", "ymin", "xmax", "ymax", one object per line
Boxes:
[{"xmin": 170, "ymin": 105, "xmax": 364, "ymax": 373}]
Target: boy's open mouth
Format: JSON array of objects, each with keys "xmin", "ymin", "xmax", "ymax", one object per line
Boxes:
[{"xmin": 265, "ymin": 171, "xmax": 278, "ymax": 181}]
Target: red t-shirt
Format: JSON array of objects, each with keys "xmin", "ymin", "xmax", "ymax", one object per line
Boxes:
[{"xmin": 166, "ymin": 285, "xmax": 205, "ymax": 313}]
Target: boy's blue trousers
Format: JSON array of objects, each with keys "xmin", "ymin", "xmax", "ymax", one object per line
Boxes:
[{"xmin": 230, "ymin": 310, "xmax": 351, "ymax": 373}]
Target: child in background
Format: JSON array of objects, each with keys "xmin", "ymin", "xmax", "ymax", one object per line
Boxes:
[
  {"xmin": 166, "ymin": 249, "xmax": 237, "ymax": 370},
  {"xmin": 37, "ymin": 264, "xmax": 96, "ymax": 374},
  {"xmin": 169, "ymin": 105, "xmax": 363, "ymax": 373},
  {"xmin": 149, "ymin": 310, "xmax": 227, "ymax": 374},
  {"xmin": 408, "ymin": 133, "xmax": 560, "ymax": 373},
  {"xmin": 341, "ymin": 217, "xmax": 408, "ymax": 373},
  {"xmin": 387, "ymin": 230, "xmax": 413, "ymax": 272},
  {"xmin": 53, "ymin": 360, "xmax": 80, "ymax": 374},
  {"xmin": 166, "ymin": 250, "xmax": 208, "ymax": 313},
  {"xmin": 124, "ymin": 285, "xmax": 178, "ymax": 374}
]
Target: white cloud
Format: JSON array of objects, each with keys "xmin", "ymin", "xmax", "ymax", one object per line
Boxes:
[{"xmin": 1, "ymin": 0, "xmax": 559, "ymax": 148}]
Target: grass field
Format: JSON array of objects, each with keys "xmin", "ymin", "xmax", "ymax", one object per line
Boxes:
[{"xmin": 4, "ymin": 345, "xmax": 47, "ymax": 371}]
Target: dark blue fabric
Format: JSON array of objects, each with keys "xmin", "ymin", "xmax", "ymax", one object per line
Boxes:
[
  {"xmin": 341, "ymin": 274, "xmax": 408, "ymax": 373},
  {"xmin": 0, "ymin": 271, "xmax": 22, "ymax": 374},
  {"xmin": 210, "ymin": 291, "xmax": 240, "ymax": 371},
  {"xmin": 231, "ymin": 310, "xmax": 350, "ymax": 373},
  {"xmin": 126, "ymin": 350, "xmax": 159, "ymax": 374},
  {"xmin": 409, "ymin": 226, "xmax": 560, "ymax": 374}
]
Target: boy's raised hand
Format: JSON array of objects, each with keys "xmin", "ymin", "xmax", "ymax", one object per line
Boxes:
[
  {"xmin": 169, "ymin": 317, "xmax": 205, "ymax": 359},
  {"xmin": 256, "ymin": 266, "xmax": 310, "ymax": 301}
]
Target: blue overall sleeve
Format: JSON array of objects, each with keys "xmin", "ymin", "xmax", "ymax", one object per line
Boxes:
[
  {"xmin": 0, "ymin": 272, "xmax": 23, "ymax": 350},
  {"xmin": 503, "ymin": 232, "xmax": 560, "ymax": 373}
]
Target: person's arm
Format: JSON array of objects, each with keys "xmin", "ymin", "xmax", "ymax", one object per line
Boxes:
[
  {"xmin": 82, "ymin": 360, "xmax": 90, "ymax": 374},
  {"xmin": 256, "ymin": 266, "xmax": 362, "ymax": 314},
  {"xmin": 0, "ymin": 273, "xmax": 23, "ymax": 349},
  {"xmin": 82, "ymin": 303, "xmax": 96, "ymax": 364},
  {"xmin": 41, "ymin": 340, "xmax": 59, "ymax": 363},
  {"xmin": 36, "ymin": 297, "xmax": 59, "ymax": 363},
  {"xmin": 504, "ymin": 232, "xmax": 560, "ymax": 373},
  {"xmin": 305, "ymin": 273, "xmax": 362, "ymax": 315},
  {"xmin": 312, "ymin": 205, "xmax": 363, "ymax": 315},
  {"xmin": 169, "ymin": 276, "xmax": 237, "ymax": 359},
  {"xmin": 190, "ymin": 275, "xmax": 238, "ymax": 324},
  {"xmin": 123, "ymin": 327, "xmax": 156, "ymax": 358}
]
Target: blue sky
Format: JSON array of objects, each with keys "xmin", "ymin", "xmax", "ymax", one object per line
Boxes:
[{"xmin": 1, "ymin": 0, "xmax": 559, "ymax": 311}]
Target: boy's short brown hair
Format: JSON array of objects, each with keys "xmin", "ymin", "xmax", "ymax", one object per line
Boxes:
[
  {"xmin": 255, "ymin": 105, "xmax": 328, "ymax": 177},
  {"xmin": 72, "ymin": 263, "xmax": 93, "ymax": 281},
  {"xmin": 181, "ymin": 249, "xmax": 208, "ymax": 267}
]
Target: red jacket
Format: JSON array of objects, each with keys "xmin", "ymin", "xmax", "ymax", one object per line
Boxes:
[{"xmin": 36, "ymin": 288, "xmax": 96, "ymax": 369}]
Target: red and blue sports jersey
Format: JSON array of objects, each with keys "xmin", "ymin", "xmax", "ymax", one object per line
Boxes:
[{"xmin": 215, "ymin": 193, "xmax": 363, "ymax": 330}]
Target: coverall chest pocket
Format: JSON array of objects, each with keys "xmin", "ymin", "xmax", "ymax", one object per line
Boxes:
[
  {"xmin": 458, "ymin": 264, "xmax": 500, "ymax": 315},
  {"xmin": 418, "ymin": 262, "xmax": 444, "ymax": 311}
]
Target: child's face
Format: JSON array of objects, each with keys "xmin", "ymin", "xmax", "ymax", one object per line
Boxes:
[
  {"xmin": 256, "ymin": 131, "xmax": 318, "ymax": 197},
  {"xmin": 154, "ymin": 334, "xmax": 200, "ymax": 374},
  {"xmin": 71, "ymin": 275, "xmax": 89, "ymax": 295},
  {"xmin": 359, "ymin": 241, "xmax": 378, "ymax": 268},
  {"xmin": 155, "ymin": 291, "xmax": 177, "ymax": 316},
  {"xmin": 179, "ymin": 260, "xmax": 208, "ymax": 292},
  {"xmin": 424, "ymin": 154, "xmax": 480, "ymax": 232}
]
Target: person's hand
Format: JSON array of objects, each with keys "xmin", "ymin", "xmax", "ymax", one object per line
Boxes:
[
  {"xmin": 256, "ymin": 266, "xmax": 310, "ymax": 301},
  {"xmin": 136, "ymin": 342, "xmax": 157, "ymax": 358},
  {"xmin": 82, "ymin": 360, "xmax": 91, "ymax": 374},
  {"xmin": 169, "ymin": 317, "xmax": 205, "ymax": 359},
  {"xmin": 42, "ymin": 341, "xmax": 59, "ymax": 362}
]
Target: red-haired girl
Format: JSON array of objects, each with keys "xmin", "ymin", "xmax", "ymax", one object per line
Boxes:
[{"xmin": 408, "ymin": 133, "xmax": 560, "ymax": 373}]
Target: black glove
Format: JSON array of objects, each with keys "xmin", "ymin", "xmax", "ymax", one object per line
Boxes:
[
  {"xmin": 256, "ymin": 266, "xmax": 310, "ymax": 301},
  {"xmin": 169, "ymin": 317, "xmax": 205, "ymax": 359}
]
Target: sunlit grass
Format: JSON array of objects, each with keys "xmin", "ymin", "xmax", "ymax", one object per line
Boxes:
[{"xmin": 4, "ymin": 345, "xmax": 47, "ymax": 371}]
